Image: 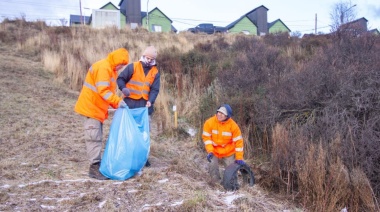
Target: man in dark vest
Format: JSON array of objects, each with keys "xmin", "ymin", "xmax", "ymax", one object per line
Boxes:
[{"xmin": 117, "ymin": 46, "xmax": 160, "ymax": 167}]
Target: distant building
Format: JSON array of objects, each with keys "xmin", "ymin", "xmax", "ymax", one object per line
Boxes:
[
  {"xmin": 226, "ymin": 5, "xmax": 291, "ymax": 35},
  {"xmin": 69, "ymin": 15, "xmax": 90, "ymax": 26}
]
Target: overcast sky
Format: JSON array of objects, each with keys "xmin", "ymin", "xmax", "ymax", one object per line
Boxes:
[{"xmin": 1, "ymin": 0, "xmax": 379, "ymax": 34}]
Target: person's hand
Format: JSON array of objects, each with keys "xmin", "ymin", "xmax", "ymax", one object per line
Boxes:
[
  {"xmin": 118, "ymin": 100, "xmax": 127, "ymax": 108},
  {"xmin": 122, "ymin": 88, "xmax": 130, "ymax": 97},
  {"xmin": 146, "ymin": 101, "xmax": 151, "ymax": 107},
  {"xmin": 207, "ymin": 153, "xmax": 214, "ymax": 162},
  {"xmin": 235, "ymin": 160, "xmax": 246, "ymax": 166}
]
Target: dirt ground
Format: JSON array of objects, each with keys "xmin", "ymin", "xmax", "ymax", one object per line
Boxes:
[{"xmin": 0, "ymin": 44, "xmax": 300, "ymax": 211}]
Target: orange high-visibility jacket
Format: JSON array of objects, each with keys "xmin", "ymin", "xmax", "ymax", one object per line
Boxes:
[
  {"xmin": 126, "ymin": 62, "xmax": 158, "ymax": 100},
  {"xmin": 74, "ymin": 48, "xmax": 129, "ymax": 123},
  {"xmin": 202, "ymin": 115, "xmax": 244, "ymax": 160}
]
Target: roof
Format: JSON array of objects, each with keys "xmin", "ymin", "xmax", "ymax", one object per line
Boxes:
[
  {"xmin": 99, "ymin": 2, "xmax": 119, "ymax": 10},
  {"xmin": 243, "ymin": 5, "xmax": 269, "ymax": 16},
  {"xmin": 70, "ymin": 15, "xmax": 91, "ymax": 23},
  {"xmin": 268, "ymin": 19, "xmax": 291, "ymax": 32},
  {"xmin": 118, "ymin": 0, "xmax": 124, "ymax": 6},
  {"xmin": 143, "ymin": 7, "xmax": 173, "ymax": 23},
  {"xmin": 226, "ymin": 15, "xmax": 256, "ymax": 29}
]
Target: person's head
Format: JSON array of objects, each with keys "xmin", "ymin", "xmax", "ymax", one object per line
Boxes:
[
  {"xmin": 142, "ymin": 46, "xmax": 157, "ymax": 67},
  {"xmin": 108, "ymin": 48, "xmax": 129, "ymax": 71},
  {"xmin": 216, "ymin": 104, "xmax": 232, "ymax": 122}
]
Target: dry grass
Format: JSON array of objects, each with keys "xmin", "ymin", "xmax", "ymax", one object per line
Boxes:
[{"xmin": 0, "ymin": 42, "xmax": 299, "ymax": 211}]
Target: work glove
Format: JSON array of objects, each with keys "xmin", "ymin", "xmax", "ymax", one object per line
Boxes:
[
  {"xmin": 118, "ymin": 100, "xmax": 127, "ymax": 108},
  {"xmin": 207, "ymin": 153, "xmax": 214, "ymax": 162},
  {"xmin": 122, "ymin": 88, "xmax": 130, "ymax": 97},
  {"xmin": 235, "ymin": 160, "xmax": 246, "ymax": 166}
]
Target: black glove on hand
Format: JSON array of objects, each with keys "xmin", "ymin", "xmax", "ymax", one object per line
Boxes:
[
  {"xmin": 122, "ymin": 88, "xmax": 130, "ymax": 97},
  {"xmin": 207, "ymin": 153, "xmax": 214, "ymax": 162}
]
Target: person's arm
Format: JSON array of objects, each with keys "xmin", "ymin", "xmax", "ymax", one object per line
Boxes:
[
  {"xmin": 148, "ymin": 72, "xmax": 160, "ymax": 104},
  {"xmin": 202, "ymin": 118, "xmax": 215, "ymax": 154},
  {"xmin": 117, "ymin": 63, "xmax": 134, "ymax": 91},
  {"xmin": 95, "ymin": 66, "xmax": 122, "ymax": 108},
  {"xmin": 232, "ymin": 122, "xmax": 244, "ymax": 160}
]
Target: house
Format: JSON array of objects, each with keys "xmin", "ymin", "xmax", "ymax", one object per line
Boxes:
[
  {"xmin": 268, "ymin": 19, "xmax": 291, "ymax": 34},
  {"xmin": 118, "ymin": 0, "xmax": 176, "ymax": 32},
  {"xmin": 226, "ymin": 5, "xmax": 291, "ymax": 35},
  {"xmin": 369, "ymin": 29, "xmax": 379, "ymax": 35},
  {"xmin": 90, "ymin": 2, "xmax": 125, "ymax": 29},
  {"xmin": 69, "ymin": 15, "xmax": 90, "ymax": 26}
]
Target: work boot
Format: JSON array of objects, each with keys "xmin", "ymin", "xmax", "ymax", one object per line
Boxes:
[
  {"xmin": 88, "ymin": 162, "xmax": 109, "ymax": 180},
  {"xmin": 145, "ymin": 159, "xmax": 151, "ymax": 167}
]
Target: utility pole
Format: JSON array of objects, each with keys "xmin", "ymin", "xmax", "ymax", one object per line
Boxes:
[
  {"xmin": 340, "ymin": 4, "xmax": 357, "ymax": 25},
  {"xmin": 146, "ymin": 0, "xmax": 150, "ymax": 31},
  {"xmin": 79, "ymin": 0, "xmax": 83, "ymax": 25},
  {"xmin": 315, "ymin": 13, "xmax": 317, "ymax": 34}
]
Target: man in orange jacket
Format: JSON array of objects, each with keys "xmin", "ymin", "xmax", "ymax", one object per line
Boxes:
[
  {"xmin": 117, "ymin": 46, "xmax": 160, "ymax": 167},
  {"xmin": 202, "ymin": 104, "xmax": 245, "ymax": 181},
  {"xmin": 74, "ymin": 48, "xmax": 129, "ymax": 180}
]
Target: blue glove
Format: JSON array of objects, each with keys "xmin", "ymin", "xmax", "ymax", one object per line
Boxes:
[
  {"xmin": 118, "ymin": 100, "xmax": 127, "ymax": 108},
  {"xmin": 122, "ymin": 88, "xmax": 130, "ymax": 97},
  {"xmin": 235, "ymin": 160, "xmax": 246, "ymax": 165},
  {"xmin": 207, "ymin": 153, "xmax": 214, "ymax": 162}
]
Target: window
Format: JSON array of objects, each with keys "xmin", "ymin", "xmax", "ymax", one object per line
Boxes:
[
  {"xmin": 242, "ymin": 30, "xmax": 250, "ymax": 35},
  {"xmin": 130, "ymin": 23, "xmax": 138, "ymax": 29},
  {"xmin": 152, "ymin": 25, "xmax": 162, "ymax": 32}
]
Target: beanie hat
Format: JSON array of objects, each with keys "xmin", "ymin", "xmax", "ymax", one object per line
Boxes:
[
  {"xmin": 217, "ymin": 107, "xmax": 228, "ymax": 116},
  {"xmin": 216, "ymin": 104, "xmax": 233, "ymax": 119},
  {"xmin": 143, "ymin": 46, "xmax": 157, "ymax": 59}
]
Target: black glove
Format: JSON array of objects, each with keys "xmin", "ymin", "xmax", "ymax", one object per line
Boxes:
[
  {"xmin": 122, "ymin": 88, "xmax": 130, "ymax": 97},
  {"xmin": 207, "ymin": 153, "xmax": 214, "ymax": 162}
]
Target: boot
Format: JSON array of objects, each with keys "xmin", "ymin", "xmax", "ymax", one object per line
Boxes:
[
  {"xmin": 88, "ymin": 162, "xmax": 109, "ymax": 180},
  {"xmin": 145, "ymin": 159, "xmax": 151, "ymax": 167}
]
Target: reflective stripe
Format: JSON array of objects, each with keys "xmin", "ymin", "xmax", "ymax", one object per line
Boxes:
[
  {"xmin": 203, "ymin": 131, "xmax": 211, "ymax": 136},
  {"xmin": 213, "ymin": 142, "xmax": 226, "ymax": 147},
  {"xmin": 212, "ymin": 130, "xmax": 218, "ymax": 134},
  {"xmin": 204, "ymin": 140, "xmax": 212, "ymax": 145},
  {"xmin": 144, "ymin": 82, "xmax": 150, "ymax": 86},
  {"xmin": 84, "ymin": 82, "xmax": 97, "ymax": 92},
  {"xmin": 103, "ymin": 91, "xmax": 112, "ymax": 100},
  {"xmin": 129, "ymin": 80, "xmax": 144, "ymax": 86},
  {"xmin": 235, "ymin": 147, "xmax": 243, "ymax": 152},
  {"xmin": 142, "ymin": 90, "xmax": 149, "ymax": 95},
  {"xmin": 222, "ymin": 132, "xmax": 232, "ymax": 136},
  {"xmin": 233, "ymin": 135, "xmax": 242, "ymax": 142},
  {"xmin": 96, "ymin": 81, "xmax": 110, "ymax": 87}
]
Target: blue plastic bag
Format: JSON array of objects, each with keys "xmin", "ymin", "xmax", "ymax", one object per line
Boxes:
[{"xmin": 99, "ymin": 106, "xmax": 150, "ymax": 180}]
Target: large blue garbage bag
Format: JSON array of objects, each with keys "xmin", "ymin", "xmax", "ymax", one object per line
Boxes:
[{"xmin": 99, "ymin": 106, "xmax": 150, "ymax": 180}]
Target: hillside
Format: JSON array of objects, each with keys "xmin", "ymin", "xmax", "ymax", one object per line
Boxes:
[{"xmin": 0, "ymin": 44, "xmax": 299, "ymax": 211}]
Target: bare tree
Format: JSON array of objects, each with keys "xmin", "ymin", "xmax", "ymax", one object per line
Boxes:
[
  {"xmin": 59, "ymin": 18, "xmax": 68, "ymax": 26},
  {"xmin": 330, "ymin": 1, "xmax": 357, "ymax": 32}
]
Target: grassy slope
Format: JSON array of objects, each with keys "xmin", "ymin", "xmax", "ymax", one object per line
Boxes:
[{"xmin": 0, "ymin": 43, "xmax": 298, "ymax": 211}]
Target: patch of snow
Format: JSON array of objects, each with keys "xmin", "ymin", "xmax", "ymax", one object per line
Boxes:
[
  {"xmin": 0, "ymin": 184, "xmax": 10, "ymax": 189},
  {"xmin": 187, "ymin": 128, "xmax": 197, "ymax": 137},
  {"xmin": 158, "ymin": 178, "xmax": 169, "ymax": 183},
  {"xmin": 170, "ymin": 200, "xmax": 183, "ymax": 206},
  {"xmin": 99, "ymin": 200, "xmax": 107, "ymax": 208},
  {"xmin": 40, "ymin": 205, "xmax": 55, "ymax": 209},
  {"xmin": 224, "ymin": 193, "xmax": 244, "ymax": 205},
  {"xmin": 128, "ymin": 189, "xmax": 138, "ymax": 193}
]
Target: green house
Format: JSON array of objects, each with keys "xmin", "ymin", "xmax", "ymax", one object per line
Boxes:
[
  {"xmin": 268, "ymin": 19, "xmax": 291, "ymax": 34},
  {"xmin": 118, "ymin": 0, "xmax": 176, "ymax": 32},
  {"xmin": 226, "ymin": 16, "xmax": 257, "ymax": 35},
  {"xmin": 141, "ymin": 7, "xmax": 174, "ymax": 32},
  {"xmin": 226, "ymin": 5, "xmax": 291, "ymax": 36}
]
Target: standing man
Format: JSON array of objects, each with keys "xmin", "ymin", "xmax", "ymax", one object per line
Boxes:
[
  {"xmin": 74, "ymin": 48, "xmax": 129, "ymax": 180},
  {"xmin": 202, "ymin": 104, "xmax": 246, "ymax": 182},
  {"xmin": 117, "ymin": 46, "xmax": 160, "ymax": 167}
]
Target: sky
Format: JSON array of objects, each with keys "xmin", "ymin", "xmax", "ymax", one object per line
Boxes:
[{"xmin": 1, "ymin": 0, "xmax": 379, "ymax": 34}]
